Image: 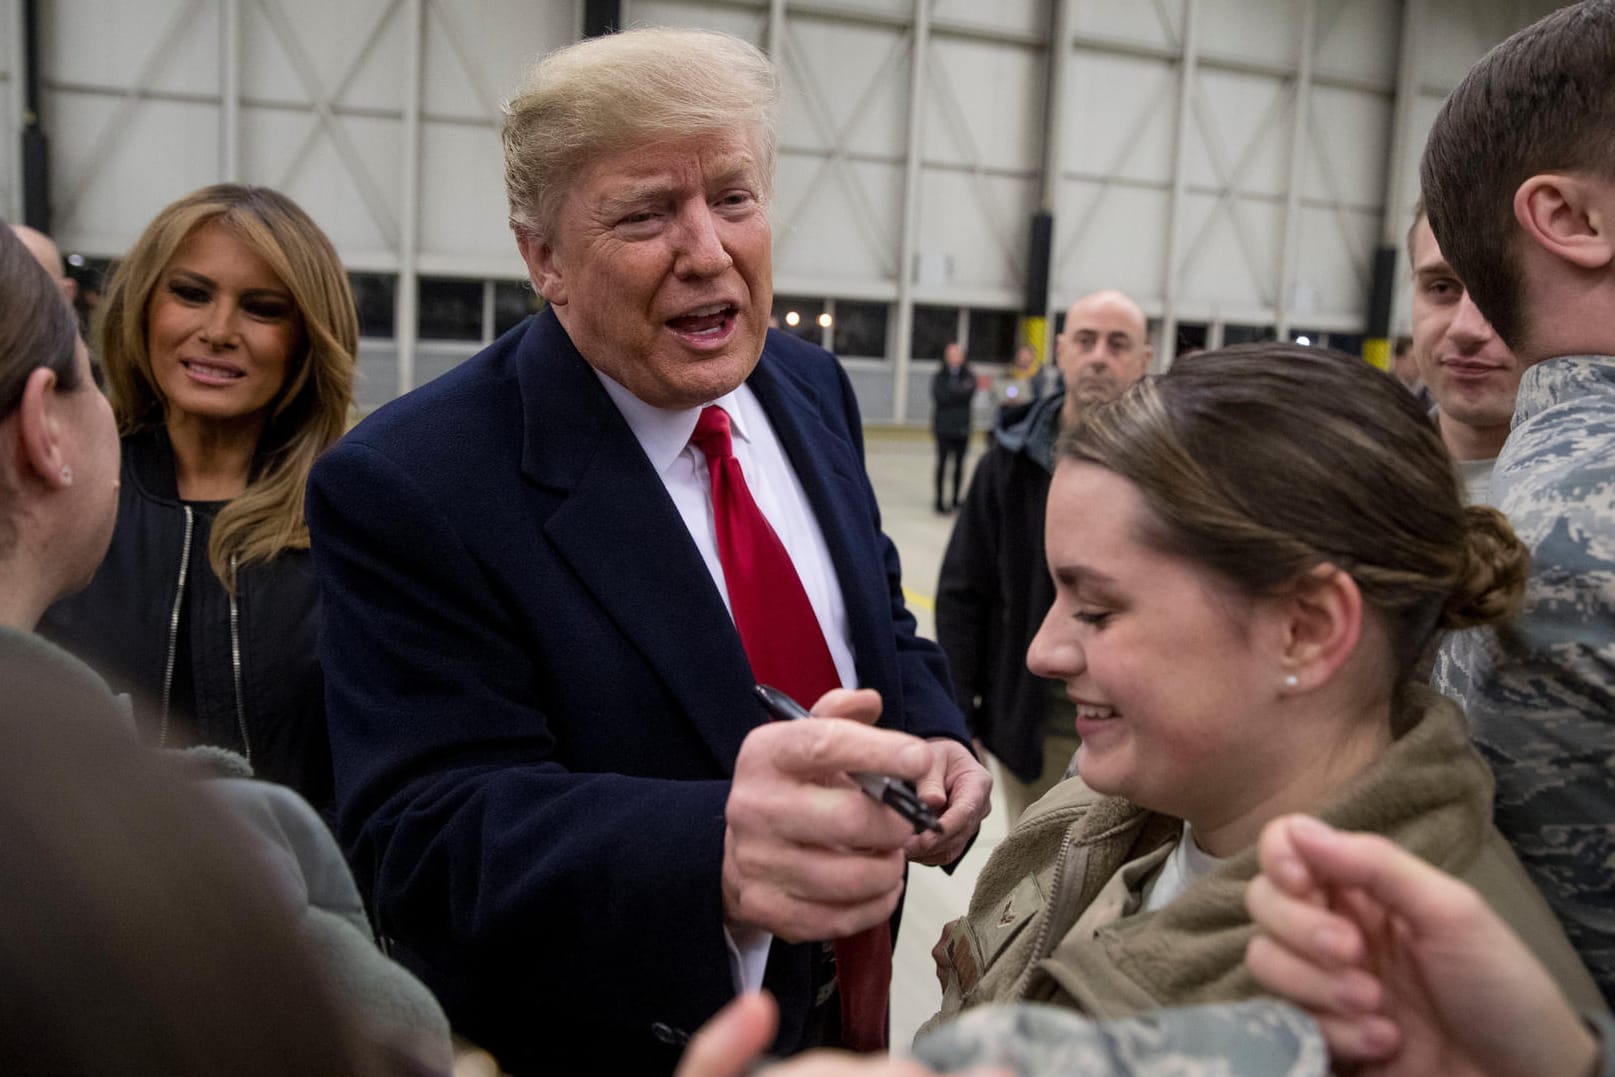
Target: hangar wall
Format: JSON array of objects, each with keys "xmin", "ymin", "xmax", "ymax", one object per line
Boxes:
[{"xmin": 0, "ymin": 0, "xmax": 1562, "ymax": 418}]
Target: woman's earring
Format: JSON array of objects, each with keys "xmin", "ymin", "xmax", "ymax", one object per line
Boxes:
[
  {"xmin": 59, "ymin": 465, "xmax": 73, "ymax": 485},
  {"xmin": 1283, "ymin": 673, "xmax": 1299, "ymax": 689}
]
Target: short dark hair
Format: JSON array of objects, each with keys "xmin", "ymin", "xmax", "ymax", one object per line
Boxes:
[{"xmin": 1419, "ymin": 0, "xmax": 1615, "ymax": 350}]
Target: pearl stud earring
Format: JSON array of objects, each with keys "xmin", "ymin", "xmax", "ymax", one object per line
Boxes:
[{"xmin": 1283, "ymin": 674, "xmax": 1299, "ymax": 689}]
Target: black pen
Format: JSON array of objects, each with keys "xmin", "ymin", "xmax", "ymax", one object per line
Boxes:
[{"xmin": 752, "ymin": 683, "xmax": 944, "ymax": 835}]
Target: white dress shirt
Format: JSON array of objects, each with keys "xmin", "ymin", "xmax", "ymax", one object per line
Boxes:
[{"xmin": 596, "ymin": 370, "xmax": 857, "ymax": 995}]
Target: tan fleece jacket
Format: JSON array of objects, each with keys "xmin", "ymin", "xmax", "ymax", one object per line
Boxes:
[{"xmin": 926, "ymin": 683, "xmax": 1607, "ymax": 1032}]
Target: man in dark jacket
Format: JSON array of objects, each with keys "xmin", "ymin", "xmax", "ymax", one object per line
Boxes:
[
  {"xmin": 936, "ymin": 290, "xmax": 1150, "ymax": 822},
  {"xmin": 930, "ymin": 342, "xmax": 975, "ymax": 513}
]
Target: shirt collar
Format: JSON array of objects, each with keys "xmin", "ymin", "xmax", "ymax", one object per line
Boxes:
[{"xmin": 593, "ymin": 369, "xmax": 752, "ymax": 476}]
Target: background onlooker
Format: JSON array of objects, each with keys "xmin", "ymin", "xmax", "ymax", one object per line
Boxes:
[
  {"xmin": 996, "ymin": 343, "xmax": 1047, "ymax": 416},
  {"xmin": 931, "ymin": 341, "xmax": 975, "ymax": 513},
  {"xmin": 936, "ymin": 289, "xmax": 1149, "ymax": 825}
]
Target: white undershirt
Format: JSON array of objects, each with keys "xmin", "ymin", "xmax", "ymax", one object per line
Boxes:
[
  {"xmin": 1140, "ymin": 824, "xmax": 1226, "ymax": 914},
  {"xmin": 595, "ymin": 370, "xmax": 857, "ymax": 995}
]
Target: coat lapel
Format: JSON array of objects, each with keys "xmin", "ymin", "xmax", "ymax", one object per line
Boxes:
[{"xmin": 515, "ymin": 311, "xmax": 760, "ymax": 774}]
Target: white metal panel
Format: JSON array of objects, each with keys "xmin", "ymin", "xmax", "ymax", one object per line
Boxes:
[
  {"xmin": 923, "ymin": 37, "xmax": 1041, "ymax": 172},
  {"xmin": 1070, "ymin": 0, "xmax": 1181, "ymax": 51},
  {"xmin": 1177, "ymin": 190, "xmax": 1280, "ymax": 309},
  {"xmin": 914, "ymin": 169, "xmax": 1031, "ymax": 294},
  {"xmin": 1063, "ymin": 51, "xmax": 1176, "ymax": 184},
  {"xmin": 778, "ymin": 18, "xmax": 908, "ymax": 161},
  {"xmin": 50, "ymin": 94, "xmax": 220, "ymax": 253},
  {"xmin": 1054, "ymin": 183, "xmax": 1170, "ymax": 306},
  {"xmin": 240, "ymin": 107, "xmax": 399, "ymax": 261},
  {"xmin": 1294, "ymin": 203, "xmax": 1375, "ymax": 316},
  {"xmin": 324, "ymin": 0, "xmax": 409, "ymax": 115},
  {"xmin": 1187, "ymin": 69, "xmax": 1289, "ymax": 196},
  {"xmin": 422, "ymin": 0, "xmax": 572, "ymax": 121},
  {"xmin": 47, "ymin": 0, "xmax": 214, "ymax": 92},
  {"xmin": 244, "ymin": 0, "xmax": 393, "ymax": 102},
  {"xmin": 1198, "ymin": 0, "xmax": 1300, "ymax": 67},
  {"xmin": 415, "ymin": 123, "xmax": 513, "ymax": 267},
  {"xmin": 413, "ymin": 1, "xmax": 575, "ymax": 273},
  {"xmin": 934, "ymin": 0, "xmax": 1042, "ymax": 40},
  {"xmin": 630, "ymin": 0, "xmax": 767, "ymax": 42},
  {"xmin": 1304, "ymin": 84, "xmax": 1389, "ymax": 207},
  {"xmin": 1314, "ymin": 0, "xmax": 1398, "ymax": 85},
  {"xmin": 774, "ymin": 155, "xmax": 902, "ymax": 286},
  {"xmin": 810, "ymin": 0, "xmax": 907, "ymax": 17},
  {"xmin": 421, "ymin": 8, "xmax": 496, "ymax": 121},
  {"xmin": 771, "ymin": 14, "xmax": 908, "ymax": 289}
]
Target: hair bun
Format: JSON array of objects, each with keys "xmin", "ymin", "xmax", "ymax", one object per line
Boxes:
[{"xmin": 1439, "ymin": 504, "xmax": 1530, "ymax": 630}]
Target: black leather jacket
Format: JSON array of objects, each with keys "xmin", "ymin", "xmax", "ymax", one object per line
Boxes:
[{"xmin": 40, "ymin": 426, "xmax": 332, "ymax": 809}]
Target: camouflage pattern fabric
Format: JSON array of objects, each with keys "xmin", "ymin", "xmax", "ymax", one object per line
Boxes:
[
  {"xmin": 1433, "ymin": 354, "xmax": 1615, "ymax": 1008},
  {"xmin": 911, "ymin": 1000, "xmax": 1326, "ymax": 1077}
]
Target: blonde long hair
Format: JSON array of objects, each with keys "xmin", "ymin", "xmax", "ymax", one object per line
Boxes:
[{"xmin": 98, "ymin": 185, "xmax": 356, "ymax": 590}]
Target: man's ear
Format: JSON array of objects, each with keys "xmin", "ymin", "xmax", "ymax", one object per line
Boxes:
[
  {"xmin": 1276, "ymin": 564, "xmax": 1362, "ymax": 694},
  {"xmin": 516, "ymin": 230, "xmax": 567, "ymax": 307},
  {"xmin": 15, "ymin": 367, "xmax": 72, "ymax": 490},
  {"xmin": 1514, "ymin": 173, "xmax": 1614, "ymax": 272}
]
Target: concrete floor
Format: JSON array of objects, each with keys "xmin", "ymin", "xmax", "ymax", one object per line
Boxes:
[{"xmin": 859, "ymin": 428, "xmax": 1013, "ymax": 1048}]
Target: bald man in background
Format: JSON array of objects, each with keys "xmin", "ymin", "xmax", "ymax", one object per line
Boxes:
[
  {"xmin": 9, "ymin": 223, "xmax": 77, "ymax": 305},
  {"xmin": 936, "ymin": 290, "xmax": 1152, "ymax": 821}
]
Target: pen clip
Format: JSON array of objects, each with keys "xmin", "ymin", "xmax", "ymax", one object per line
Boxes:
[{"xmin": 753, "ymin": 683, "xmax": 811, "ymax": 721}]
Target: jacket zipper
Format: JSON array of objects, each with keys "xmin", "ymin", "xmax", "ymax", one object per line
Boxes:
[
  {"xmin": 157, "ymin": 506, "xmax": 195, "ymax": 748},
  {"xmin": 1012, "ymin": 830, "xmax": 1078, "ymax": 1001},
  {"xmin": 228, "ymin": 553, "xmax": 251, "ymax": 764}
]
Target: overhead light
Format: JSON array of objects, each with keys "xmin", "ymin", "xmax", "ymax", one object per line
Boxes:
[
  {"xmin": 817, "ymin": 312, "xmax": 832, "ymax": 328},
  {"xmin": 1295, "ymin": 335, "xmax": 1311, "ymax": 346},
  {"xmin": 785, "ymin": 311, "xmax": 800, "ymax": 327}
]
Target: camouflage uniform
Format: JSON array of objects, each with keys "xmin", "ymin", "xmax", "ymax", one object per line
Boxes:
[
  {"xmin": 911, "ymin": 1000, "xmax": 1326, "ymax": 1077},
  {"xmin": 1433, "ymin": 354, "xmax": 1615, "ymax": 1007}
]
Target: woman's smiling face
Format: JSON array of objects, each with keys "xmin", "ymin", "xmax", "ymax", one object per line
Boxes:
[
  {"xmin": 1027, "ymin": 460, "xmax": 1296, "ymax": 827},
  {"xmin": 145, "ymin": 220, "xmax": 303, "ymax": 431}
]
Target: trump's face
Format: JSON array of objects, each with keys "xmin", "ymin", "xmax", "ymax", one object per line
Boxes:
[{"xmin": 520, "ymin": 128, "xmax": 773, "ymax": 410}]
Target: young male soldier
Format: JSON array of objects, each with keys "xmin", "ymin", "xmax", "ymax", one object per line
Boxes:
[{"xmin": 1422, "ymin": 0, "xmax": 1615, "ymax": 1006}]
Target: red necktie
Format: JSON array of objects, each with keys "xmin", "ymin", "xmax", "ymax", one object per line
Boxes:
[{"xmin": 690, "ymin": 404, "xmax": 891, "ymax": 1052}]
